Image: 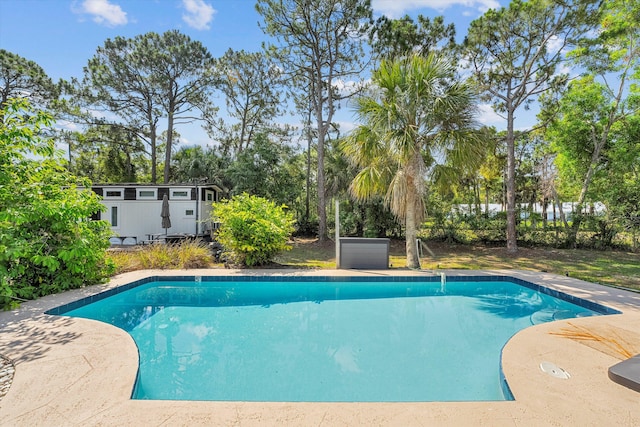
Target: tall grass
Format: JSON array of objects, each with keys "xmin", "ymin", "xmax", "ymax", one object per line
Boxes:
[{"xmin": 108, "ymin": 240, "xmax": 215, "ymax": 274}]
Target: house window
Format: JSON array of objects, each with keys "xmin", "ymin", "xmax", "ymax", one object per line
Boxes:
[
  {"xmin": 104, "ymin": 189, "xmax": 124, "ymax": 199},
  {"xmin": 206, "ymin": 191, "xmax": 214, "ymax": 202},
  {"xmin": 138, "ymin": 189, "xmax": 156, "ymax": 199},
  {"xmin": 171, "ymin": 189, "xmax": 191, "ymax": 200},
  {"xmin": 185, "ymin": 209, "xmax": 194, "ymax": 216},
  {"xmin": 110, "ymin": 206, "xmax": 118, "ymax": 227}
]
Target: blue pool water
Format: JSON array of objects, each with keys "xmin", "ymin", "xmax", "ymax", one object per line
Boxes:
[{"xmin": 49, "ymin": 276, "xmax": 617, "ymax": 402}]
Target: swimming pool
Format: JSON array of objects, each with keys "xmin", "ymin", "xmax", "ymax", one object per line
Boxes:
[{"xmin": 47, "ymin": 275, "xmax": 618, "ymax": 402}]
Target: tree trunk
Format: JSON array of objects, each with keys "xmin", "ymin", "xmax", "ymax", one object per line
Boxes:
[
  {"xmin": 568, "ymin": 132, "xmax": 608, "ymax": 247},
  {"xmin": 314, "ymin": 67, "xmax": 328, "ymax": 242},
  {"xmin": 485, "ymin": 185, "xmax": 489, "ymax": 218},
  {"xmin": 125, "ymin": 149, "xmax": 133, "ymax": 181},
  {"xmin": 474, "ymin": 180, "xmax": 481, "ymax": 216},
  {"xmin": 553, "ymin": 189, "xmax": 569, "ymax": 229},
  {"xmin": 150, "ymin": 124, "xmax": 157, "ymax": 184},
  {"xmin": 305, "ymin": 107, "xmax": 312, "ymax": 225},
  {"xmin": 239, "ymin": 101, "xmax": 249, "ymax": 154},
  {"xmin": 505, "ymin": 112, "xmax": 518, "ymax": 253},
  {"xmin": 164, "ymin": 109, "xmax": 174, "ymax": 184},
  {"xmin": 405, "ymin": 188, "xmax": 420, "ymax": 269},
  {"xmin": 316, "ymin": 127, "xmax": 327, "ymax": 241},
  {"xmin": 405, "ymin": 156, "xmax": 421, "ymax": 268}
]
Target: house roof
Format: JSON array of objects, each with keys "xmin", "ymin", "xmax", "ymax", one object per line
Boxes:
[{"xmin": 91, "ymin": 183, "xmax": 224, "ymax": 192}]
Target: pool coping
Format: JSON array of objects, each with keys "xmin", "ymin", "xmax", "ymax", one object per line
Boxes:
[{"xmin": 1, "ymin": 268, "xmax": 639, "ymax": 426}]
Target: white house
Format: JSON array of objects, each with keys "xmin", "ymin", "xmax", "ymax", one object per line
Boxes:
[{"xmin": 89, "ymin": 183, "xmax": 222, "ymax": 245}]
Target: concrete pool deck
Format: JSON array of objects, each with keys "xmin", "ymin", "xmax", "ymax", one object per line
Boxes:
[{"xmin": 1, "ymin": 269, "xmax": 639, "ymax": 426}]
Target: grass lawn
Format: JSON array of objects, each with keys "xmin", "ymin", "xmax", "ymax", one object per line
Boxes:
[{"xmin": 276, "ymin": 238, "xmax": 640, "ymax": 292}]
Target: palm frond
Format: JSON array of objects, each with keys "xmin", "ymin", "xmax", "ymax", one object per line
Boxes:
[
  {"xmin": 350, "ymin": 165, "xmax": 389, "ymax": 201},
  {"xmin": 386, "ymin": 169, "xmax": 408, "ymax": 219}
]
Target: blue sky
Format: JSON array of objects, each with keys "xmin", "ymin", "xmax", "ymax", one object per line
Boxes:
[{"xmin": 0, "ymin": 0, "xmax": 508, "ymax": 147}]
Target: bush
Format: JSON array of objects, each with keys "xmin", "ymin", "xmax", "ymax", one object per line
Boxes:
[
  {"xmin": 212, "ymin": 193, "xmax": 295, "ymax": 267},
  {"xmin": 0, "ymin": 99, "xmax": 114, "ymax": 309}
]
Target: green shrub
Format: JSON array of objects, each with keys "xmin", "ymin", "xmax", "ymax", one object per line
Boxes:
[
  {"xmin": 0, "ymin": 99, "xmax": 114, "ymax": 309},
  {"xmin": 212, "ymin": 193, "xmax": 295, "ymax": 267}
]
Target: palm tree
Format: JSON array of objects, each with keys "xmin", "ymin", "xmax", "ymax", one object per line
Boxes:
[{"xmin": 343, "ymin": 53, "xmax": 484, "ymax": 268}]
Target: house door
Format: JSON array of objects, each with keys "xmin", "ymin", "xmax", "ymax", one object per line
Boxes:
[{"xmin": 200, "ymin": 190, "xmax": 216, "ymax": 235}]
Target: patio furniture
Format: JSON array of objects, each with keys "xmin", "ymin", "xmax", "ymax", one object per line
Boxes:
[{"xmin": 609, "ymin": 354, "xmax": 640, "ymax": 393}]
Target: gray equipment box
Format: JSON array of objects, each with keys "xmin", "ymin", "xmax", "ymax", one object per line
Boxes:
[{"xmin": 339, "ymin": 237, "xmax": 390, "ymax": 269}]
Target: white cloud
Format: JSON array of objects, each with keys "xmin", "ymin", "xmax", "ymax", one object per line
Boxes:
[
  {"xmin": 372, "ymin": 0, "xmax": 500, "ymax": 17},
  {"xmin": 477, "ymin": 103, "xmax": 504, "ymax": 125},
  {"xmin": 182, "ymin": 0, "xmax": 216, "ymax": 31},
  {"xmin": 76, "ymin": 0, "xmax": 128, "ymax": 26}
]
